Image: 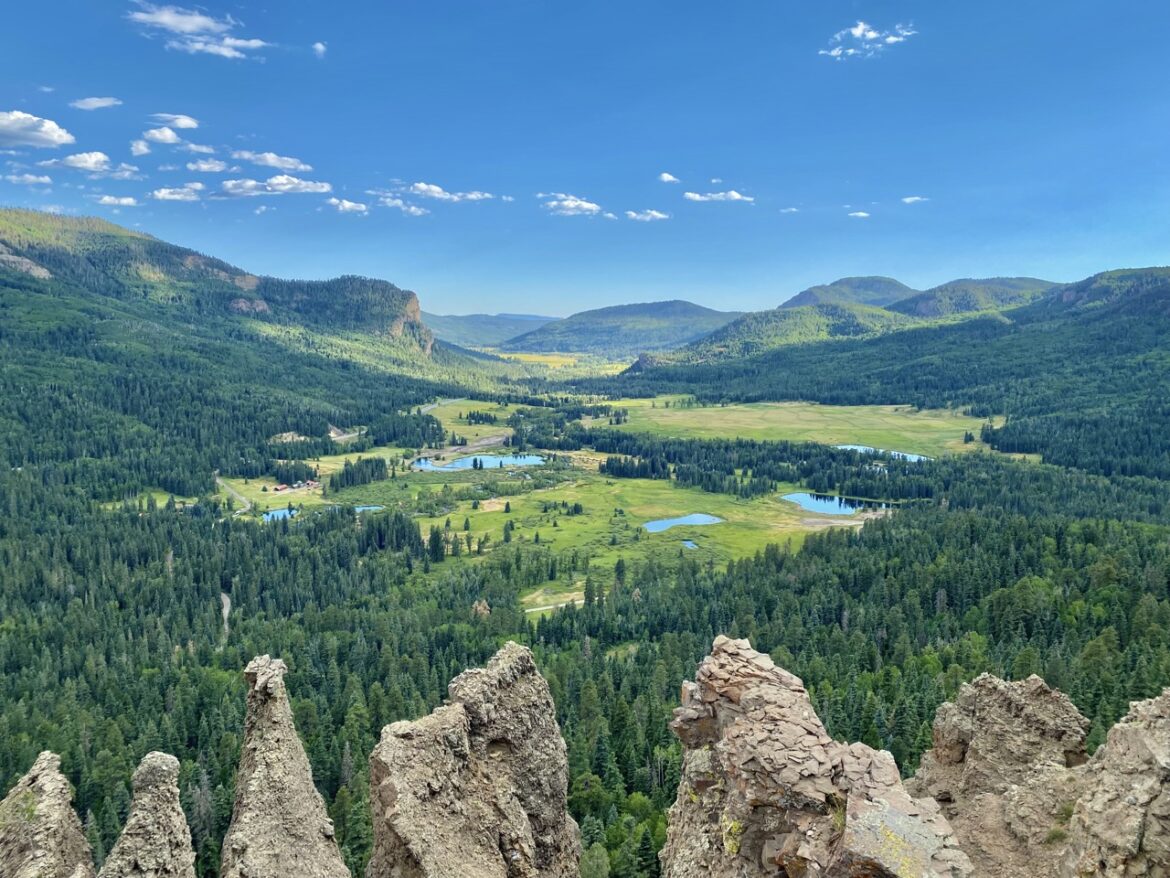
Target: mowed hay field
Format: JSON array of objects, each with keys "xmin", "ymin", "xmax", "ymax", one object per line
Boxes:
[{"xmin": 592, "ymin": 396, "xmax": 992, "ymax": 458}]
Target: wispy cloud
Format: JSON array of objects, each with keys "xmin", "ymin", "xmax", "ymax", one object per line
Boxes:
[
  {"xmin": 0, "ymin": 111, "xmax": 75, "ymax": 148},
  {"xmin": 231, "ymin": 150, "xmax": 312, "ymax": 172},
  {"xmin": 409, "ymin": 181, "xmax": 493, "ymax": 202},
  {"xmin": 901, "ymin": 195, "xmax": 929, "ymax": 204},
  {"xmin": 127, "ymin": 3, "xmax": 270, "ymax": 60},
  {"xmin": 326, "ymin": 197, "xmax": 367, "ymax": 214},
  {"xmin": 152, "ymin": 112, "xmax": 198, "ymax": 129},
  {"xmin": 683, "ymin": 190, "xmax": 754, "ymax": 203},
  {"xmin": 626, "ymin": 209, "xmax": 669, "ymax": 222},
  {"xmin": 4, "ymin": 173, "xmax": 52, "ymax": 185},
  {"xmin": 312, "ymin": 41, "xmax": 327, "ymax": 59},
  {"xmin": 187, "ymin": 158, "xmax": 228, "ymax": 172},
  {"xmin": 131, "ymin": 139, "xmax": 151, "ymax": 156},
  {"xmin": 222, "ymin": 174, "xmax": 332, "ymax": 196},
  {"xmin": 779, "ymin": 207, "xmax": 799, "ymax": 214},
  {"xmin": 151, "ymin": 181, "xmax": 204, "ymax": 201},
  {"xmin": 820, "ymin": 21, "xmax": 917, "ymax": 60},
  {"xmin": 71, "ymin": 97, "xmax": 123, "ymax": 111},
  {"xmin": 181, "ymin": 143, "xmax": 215, "ymax": 154},
  {"xmin": 848, "ymin": 210, "xmax": 871, "ymax": 218},
  {"xmin": 539, "ymin": 192, "xmax": 603, "ymax": 216},
  {"xmin": 658, "ymin": 172, "xmax": 679, "ymax": 183},
  {"xmin": 373, "ymin": 194, "xmax": 428, "ymax": 216},
  {"xmin": 97, "ymin": 195, "xmax": 139, "ymax": 206}
]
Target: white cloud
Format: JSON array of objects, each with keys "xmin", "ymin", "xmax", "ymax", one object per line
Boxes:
[
  {"xmin": 4, "ymin": 173, "xmax": 52, "ymax": 185},
  {"xmin": 539, "ymin": 192, "xmax": 602, "ymax": 216},
  {"xmin": 187, "ymin": 158, "xmax": 228, "ymax": 172},
  {"xmin": 71, "ymin": 97, "xmax": 122, "ymax": 111},
  {"xmin": 312, "ymin": 41, "xmax": 327, "ymax": 58},
  {"xmin": 820, "ymin": 21, "xmax": 917, "ymax": 60},
  {"xmin": 376, "ymin": 195, "xmax": 428, "ymax": 216},
  {"xmin": 0, "ymin": 111, "xmax": 76, "ymax": 148},
  {"xmin": 901, "ymin": 195, "xmax": 929, "ymax": 204},
  {"xmin": 150, "ymin": 181, "xmax": 204, "ymax": 201},
  {"xmin": 780, "ymin": 207, "xmax": 800, "ymax": 214},
  {"xmin": 231, "ymin": 150, "xmax": 312, "ymax": 172},
  {"xmin": 222, "ymin": 174, "xmax": 332, "ymax": 196},
  {"xmin": 501, "ymin": 195, "xmax": 515, "ymax": 202},
  {"xmin": 130, "ymin": 139, "xmax": 151, "ymax": 156},
  {"xmin": 57, "ymin": 151, "xmax": 112, "ymax": 172},
  {"xmin": 658, "ymin": 172, "xmax": 679, "ymax": 183},
  {"xmin": 710, "ymin": 177, "xmax": 723, "ymax": 184},
  {"xmin": 409, "ymin": 181, "xmax": 494, "ymax": 202},
  {"xmin": 254, "ymin": 205, "xmax": 270, "ymax": 215},
  {"xmin": 848, "ymin": 211, "xmax": 871, "ymax": 218},
  {"xmin": 181, "ymin": 142, "xmax": 215, "ymax": 154},
  {"xmin": 152, "ymin": 112, "xmax": 198, "ymax": 129},
  {"xmin": 128, "ymin": 2, "xmax": 270, "ymax": 60},
  {"xmin": 144, "ymin": 126, "xmax": 181, "ymax": 144},
  {"xmin": 626, "ymin": 209, "xmax": 670, "ymax": 222},
  {"xmin": 97, "ymin": 195, "xmax": 138, "ymax": 206},
  {"xmin": 683, "ymin": 190, "xmax": 754, "ymax": 203},
  {"xmin": 326, "ymin": 197, "xmax": 367, "ymax": 214},
  {"xmin": 107, "ymin": 163, "xmax": 142, "ymax": 180}
]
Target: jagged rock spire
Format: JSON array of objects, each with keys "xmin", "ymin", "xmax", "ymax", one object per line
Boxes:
[
  {"xmin": 366, "ymin": 641, "xmax": 580, "ymax": 878},
  {"xmin": 659, "ymin": 635, "xmax": 972, "ymax": 877},
  {"xmin": 220, "ymin": 655, "xmax": 350, "ymax": 878},
  {"xmin": 0, "ymin": 751, "xmax": 95, "ymax": 878},
  {"xmin": 97, "ymin": 752, "xmax": 195, "ymax": 878}
]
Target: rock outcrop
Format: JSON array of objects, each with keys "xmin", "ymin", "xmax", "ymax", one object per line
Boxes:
[
  {"xmin": 97, "ymin": 752, "xmax": 195, "ymax": 878},
  {"xmin": 659, "ymin": 635, "xmax": 973, "ymax": 877},
  {"xmin": 366, "ymin": 641, "xmax": 580, "ymax": 878},
  {"xmin": 1063, "ymin": 689, "xmax": 1170, "ymax": 876},
  {"xmin": 0, "ymin": 751, "xmax": 95, "ymax": 878},
  {"xmin": 220, "ymin": 655, "xmax": 350, "ymax": 878},
  {"xmin": 906, "ymin": 674, "xmax": 1090, "ymax": 877}
]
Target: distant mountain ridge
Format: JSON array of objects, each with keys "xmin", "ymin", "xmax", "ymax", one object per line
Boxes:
[
  {"xmin": 422, "ymin": 311, "xmax": 556, "ymax": 348},
  {"xmin": 888, "ymin": 277, "xmax": 1056, "ymax": 317},
  {"xmin": 780, "ymin": 276, "xmax": 916, "ymax": 309},
  {"xmin": 499, "ymin": 299, "xmax": 743, "ymax": 357}
]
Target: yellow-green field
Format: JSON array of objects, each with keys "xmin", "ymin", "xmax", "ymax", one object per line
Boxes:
[
  {"xmin": 422, "ymin": 399, "xmax": 516, "ymax": 444},
  {"xmin": 590, "ymin": 396, "xmax": 993, "ymax": 458}
]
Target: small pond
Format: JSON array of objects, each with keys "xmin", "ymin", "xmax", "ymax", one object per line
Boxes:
[
  {"xmin": 412, "ymin": 453, "xmax": 545, "ymax": 472},
  {"xmin": 263, "ymin": 508, "xmax": 298, "ymax": 522},
  {"xmin": 354, "ymin": 505, "xmax": 384, "ymax": 513},
  {"xmin": 834, "ymin": 444, "xmax": 931, "ymax": 462},
  {"xmin": 643, "ymin": 513, "xmax": 724, "ymax": 533},
  {"xmin": 681, "ymin": 540, "xmax": 699, "ymax": 549},
  {"xmin": 782, "ymin": 492, "xmax": 890, "ymax": 516}
]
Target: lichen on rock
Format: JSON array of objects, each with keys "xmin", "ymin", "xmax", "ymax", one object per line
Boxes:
[
  {"xmin": 98, "ymin": 751, "xmax": 195, "ymax": 878},
  {"xmin": 0, "ymin": 751, "xmax": 95, "ymax": 878}
]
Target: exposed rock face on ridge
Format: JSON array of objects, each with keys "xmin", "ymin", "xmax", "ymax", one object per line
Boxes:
[
  {"xmin": 366, "ymin": 641, "xmax": 580, "ymax": 878},
  {"xmin": 659, "ymin": 635, "xmax": 973, "ymax": 877},
  {"xmin": 906, "ymin": 674, "xmax": 1090, "ymax": 877},
  {"xmin": 220, "ymin": 655, "xmax": 350, "ymax": 878},
  {"xmin": 0, "ymin": 751, "xmax": 95, "ymax": 878},
  {"xmin": 97, "ymin": 752, "xmax": 195, "ymax": 878},
  {"xmin": 1063, "ymin": 689, "xmax": 1170, "ymax": 876}
]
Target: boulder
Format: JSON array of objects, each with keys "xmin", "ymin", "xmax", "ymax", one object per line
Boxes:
[
  {"xmin": 659, "ymin": 635, "xmax": 972, "ymax": 877},
  {"xmin": 0, "ymin": 751, "xmax": 95, "ymax": 878},
  {"xmin": 366, "ymin": 641, "xmax": 580, "ymax": 878}
]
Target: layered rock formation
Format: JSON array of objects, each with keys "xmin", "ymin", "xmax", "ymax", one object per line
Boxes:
[
  {"xmin": 366, "ymin": 641, "xmax": 580, "ymax": 878},
  {"xmin": 659, "ymin": 635, "xmax": 973, "ymax": 877},
  {"xmin": 906, "ymin": 674, "xmax": 1090, "ymax": 877},
  {"xmin": 220, "ymin": 655, "xmax": 350, "ymax": 878},
  {"xmin": 0, "ymin": 751, "xmax": 95, "ymax": 878},
  {"xmin": 97, "ymin": 752, "xmax": 195, "ymax": 878}
]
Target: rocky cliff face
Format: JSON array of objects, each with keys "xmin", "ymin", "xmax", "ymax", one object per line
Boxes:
[
  {"xmin": 659, "ymin": 635, "xmax": 973, "ymax": 877},
  {"xmin": 97, "ymin": 752, "xmax": 195, "ymax": 878},
  {"xmin": 366, "ymin": 641, "xmax": 580, "ymax": 878},
  {"xmin": 220, "ymin": 655, "xmax": 350, "ymax": 878},
  {"xmin": 0, "ymin": 751, "xmax": 95, "ymax": 878}
]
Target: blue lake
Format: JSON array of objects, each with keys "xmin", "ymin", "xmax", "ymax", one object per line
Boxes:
[
  {"xmin": 643, "ymin": 513, "xmax": 724, "ymax": 533},
  {"xmin": 354, "ymin": 505, "xmax": 384, "ymax": 513},
  {"xmin": 782, "ymin": 492, "xmax": 889, "ymax": 515},
  {"xmin": 681, "ymin": 540, "xmax": 699, "ymax": 549},
  {"xmin": 412, "ymin": 454, "xmax": 545, "ymax": 472},
  {"xmin": 263, "ymin": 508, "xmax": 298, "ymax": 522},
  {"xmin": 834, "ymin": 444, "xmax": 931, "ymax": 463}
]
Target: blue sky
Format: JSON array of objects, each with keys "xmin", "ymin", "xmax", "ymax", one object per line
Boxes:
[{"xmin": 2, "ymin": 1, "xmax": 1168, "ymax": 315}]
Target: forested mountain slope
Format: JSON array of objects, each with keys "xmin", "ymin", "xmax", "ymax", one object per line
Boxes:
[
  {"xmin": 500, "ymin": 299, "xmax": 742, "ymax": 356},
  {"xmin": 616, "ymin": 267, "xmax": 1170, "ymax": 478},
  {"xmin": 779, "ymin": 275, "xmax": 916, "ymax": 308},
  {"xmin": 887, "ymin": 276, "xmax": 1056, "ymax": 317},
  {"xmin": 422, "ymin": 311, "xmax": 556, "ymax": 347}
]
